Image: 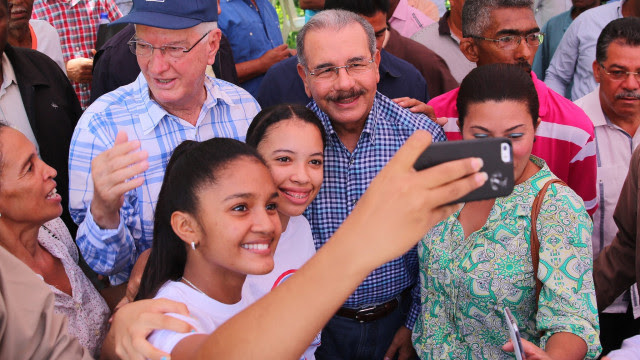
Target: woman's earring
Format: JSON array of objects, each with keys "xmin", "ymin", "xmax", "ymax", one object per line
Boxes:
[{"xmin": 191, "ymin": 242, "xmax": 196, "ymax": 251}]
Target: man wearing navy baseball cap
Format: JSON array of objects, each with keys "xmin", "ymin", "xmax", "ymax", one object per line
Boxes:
[{"xmin": 68, "ymin": 0, "xmax": 261, "ymax": 286}]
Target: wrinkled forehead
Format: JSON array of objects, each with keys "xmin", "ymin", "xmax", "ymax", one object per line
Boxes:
[
  {"xmin": 303, "ymin": 25, "xmax": 372, "ymax": 68},
  {"xmin": 484, "ymin": 7, "xmax": 538, "ymax": 37},
  {"xmin": 134, "ymin": 24, "xmax": 197, "ymax": 44}
]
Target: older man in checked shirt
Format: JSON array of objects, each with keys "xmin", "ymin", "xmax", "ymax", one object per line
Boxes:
[
  {"xmin": 297, "ymin": 10, "xmax": 445, "ymax": 360},
  {"xmin": 68, "ymin": 0, "xmax": 259, "ymax": 285}
]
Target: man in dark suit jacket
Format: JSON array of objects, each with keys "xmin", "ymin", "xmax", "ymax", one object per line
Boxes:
[{"xmin": 3, "ymin": 43, "xmax": 82, "ymax": 234}]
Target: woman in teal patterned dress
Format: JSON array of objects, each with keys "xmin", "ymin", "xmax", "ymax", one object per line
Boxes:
[{"xmin": 412, "ymin": 64, "xmax": 601, "ymax": 359}]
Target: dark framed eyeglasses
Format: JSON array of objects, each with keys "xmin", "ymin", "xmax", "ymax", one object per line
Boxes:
[
  {"xmin": 127, "ymin": 30, "xmax": 212, "ymax": 59},
  {"xmin": 598, "ymin": 62, "xmax": 640, "ymax": 82},
  {"xmin": 307, "ymin": 58, "xmax": 376, "ymax": 81},
  {"xmin": 471, "ymin": 32, "xmax": 544, "ymax": 50}
]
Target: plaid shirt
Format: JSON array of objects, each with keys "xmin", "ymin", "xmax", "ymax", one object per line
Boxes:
[
  {"xmin": 304, "ymin": 92, "xmax": 446, "ymax": 328},
  {"xmin": 32, "ymin": 0, "xmax": 122, "ymax": 109},
  {"xmin": 69, "ymin": 74, "xmax": 260, "ymax": 285}
]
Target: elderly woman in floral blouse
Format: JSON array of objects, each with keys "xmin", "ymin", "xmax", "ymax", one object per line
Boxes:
[
  {"xmin": 0, "ymin": 122, "xmax": 110, "ymax": 357},
  {"xmin": 412, "ymin": 64, "xmax": 601, "ymax": 359}
]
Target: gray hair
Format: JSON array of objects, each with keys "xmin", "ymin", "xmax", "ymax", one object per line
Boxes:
[
  {"xmin": 462, "ymin": 0, "xmax": 533, "ymax": 38},
  {"xmin": 296, "ymin": 9, "xmax": 376, "ymax": 68}
]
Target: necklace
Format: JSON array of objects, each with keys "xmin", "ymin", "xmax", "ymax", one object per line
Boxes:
[{"xmin": 181, "ymin": 276, "xmax": 206, "ymax": 295}]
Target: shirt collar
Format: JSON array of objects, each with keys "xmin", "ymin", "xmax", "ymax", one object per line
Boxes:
[
  {"xmin": 139, "ymin": 75, "xmax": 233, "ymax": 135},
  {"xmin": 508, "ymin": 156, "xmax": 552, "ymax": 218},
  {"xmin": 0, "ymin": 53, "xmax": 18, "ymax": 95},
  {"xmin": 438, "ymin": 11, "xmax": 451, "ymax": 36},
  {"xmin": 389, "ymin": 0, "xmax": 410, "ymax": 22},
  {"xmin": 379, "ymin": 49, "xmax": 401, "ymax": 79},
  {"xmin": 531, "ymin": 71, "xmax": 549, "ymax": 118}
]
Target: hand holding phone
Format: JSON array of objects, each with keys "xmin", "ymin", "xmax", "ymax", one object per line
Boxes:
[
  {"xmin": 504, "ymin": 307, "xmax": 526, "ymax": 360},
  {"xmin": 413, "ymin": 138, "xmax": 514, "ymax": 204}
]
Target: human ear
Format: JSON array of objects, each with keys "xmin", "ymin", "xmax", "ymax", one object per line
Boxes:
[
  {"xmin": 171, "ymin": 211, "xmax": 202, "ymax": 247},
  {"xmin": 460, "ymin": 38, "xmax": 479, "ymax": 63},
  {"xmin": 297, "ymin": 63, "xmax": 313, "ymax": 98},
  {"xmin": 206, "ymin": 29, "xmax": 222, "ymax": 66}
]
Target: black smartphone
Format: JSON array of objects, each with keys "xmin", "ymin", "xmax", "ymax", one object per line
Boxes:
[{"xmin": 413, "ymin": 138, "xmax": 515, "ymax": 204}]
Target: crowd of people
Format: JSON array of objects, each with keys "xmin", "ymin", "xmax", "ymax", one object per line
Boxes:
[{"xmin": 1, "ymin": 0, "xmax": 640, "ymax": 359}]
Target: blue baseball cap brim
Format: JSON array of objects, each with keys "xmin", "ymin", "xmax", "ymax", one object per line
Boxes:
[{"xmin": 111, "ymin": 0, "xmax": 218, "ymax": 30}]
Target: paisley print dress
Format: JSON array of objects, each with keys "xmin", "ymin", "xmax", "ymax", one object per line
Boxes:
[{"xmin": 412, "ymin": 157, "xmax": 601, "ymax": 359}]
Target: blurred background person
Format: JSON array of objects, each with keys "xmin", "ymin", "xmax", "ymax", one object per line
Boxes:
[{"xmin": 7, "ymin": 0, "xmax": 65, "ymax": 71}]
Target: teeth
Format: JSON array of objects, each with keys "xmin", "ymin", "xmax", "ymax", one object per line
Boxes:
[
  {"xmin": 241, "ymin": 243, "xmax": 269, "ymax": 251},
  {"xmin": 46, "ymin": 188, "xmax": 58, "ymax": 198},
  {"xmin": 158, "ymin": 79, "xmax": 171, "ymax": 83},
  {"xmin": 284, "ymin": 191, "xmax": 308, "ymax": 199}
]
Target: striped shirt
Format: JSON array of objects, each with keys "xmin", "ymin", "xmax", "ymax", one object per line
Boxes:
[
  {"xmin": 69, "ymin": 74, "xmax": 260, "ymax": 284},
  {"xmin": 428, "ymin": 71, "xmax": 598, "ymax": 215},
  {"xmin": 304, "ymin": 92, "xmax": 446, "ymax": 328},
  {"xmin": 32, "ymin": 0, "xmax": 122, "ymax": 109}
]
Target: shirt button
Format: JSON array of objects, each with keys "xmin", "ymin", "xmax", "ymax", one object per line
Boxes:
[
  {"xmin": 75, "ymin": 303, "xmax": 81, "ymax": 309},
  {"xmin": 352, "ymin": 200, "xmax": 357, "ymax": 206},
  {"xmin": 349, "ymin": 158, "xmax": 354, "ymax": 165},
  {"xmin": 76, "ymin": 46, "xmax": 80, "ymax": 51},
  {"xmin": 249, "ymin": 32, "xmax": 253, "ymax": 36}
]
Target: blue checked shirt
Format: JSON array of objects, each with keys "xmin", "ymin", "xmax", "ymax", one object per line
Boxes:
[
  {"xmin": 69, "ymin": 74, "xmax": 260, "ymax": 285},
  {"xmin": 304, "ymin": 92, "xmax": 446, "ymax": 329}
]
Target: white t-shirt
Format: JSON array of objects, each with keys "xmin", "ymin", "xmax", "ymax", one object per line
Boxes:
[
  {"xmin": 29, "ymin": 19, "xmax": 66, "ymax": 74},
  {"xmin": 148, "ymin": 281, "xmax": 249, "ymax": 354},
  {"xmin": 243, "ymin": 215, "xmax": 320, "ymax": 360}
]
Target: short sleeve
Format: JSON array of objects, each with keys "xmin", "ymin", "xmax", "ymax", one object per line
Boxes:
[
  {"xmin": 535, "ymin": 184, "xmax": 601, "ymax": 359},
  {"xmin": 147, "ymin": 313, "xmax": 207, "ymax": 354}
]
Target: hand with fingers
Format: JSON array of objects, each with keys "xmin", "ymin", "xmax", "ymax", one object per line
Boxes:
[
  {"xmin": 392, "ymin": 98, "xmax": 448, "ymax": 127},
  {"xmin": 339, "ymin": 129, "xmax": 486, "ymax": 269},
  {"xmin": 106, "ymin": 299, "xmax": 194, "ymax": 360},
  {"xmin": 90, "ymin": 131, "xmax": 149, "ymax": 230},
  {"xmin": 384, "ymin": 326, "xmax": 417, "ymax": 360},
  {"xmin": 503, "ymin": 338, "xmax": 553, "ymax": 360}
]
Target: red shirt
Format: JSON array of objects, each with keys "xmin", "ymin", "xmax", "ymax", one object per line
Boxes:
[
  {"xmin": 428, "ymin": 72, "xmax": 598, "ymax": 215},
  {"xmin": 32, "ymin": 0, "xmax": 121, "ymax": 109}
]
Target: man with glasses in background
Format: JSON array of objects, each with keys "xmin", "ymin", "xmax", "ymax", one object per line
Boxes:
[
  {"xmin": 297, "ymin": 9, "xmax": 444, "ymax": 360},
  {"xmin": 428, "ymin": 0, "xmax": 597, "ymax": 217},
  {"xmin": 576, "ymin": 17, "xmax": 640, "ymax": 356},
  {"xmin": 68, "ymin": 0, "xmax": 259, "ymax": 286}
]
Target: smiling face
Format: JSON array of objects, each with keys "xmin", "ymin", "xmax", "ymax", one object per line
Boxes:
[
  {"xmin": 297, "ymin": 22, "xmax": 380, "ymax": 132},
  {"xmin": 461, "ymin": 100, "xmax": 538, "ymax": 184},
  {"xmin": 135, "ymin": 24, "xmax": 220, "ymax": 117},
  {"xmin": 594, "ymin": 41, "xmax": 640, "ymax": 122},
  {"xmin": 256, "ymin": 118, "xmax": 324, "ymax": 218},
  {"xmin": 0, "ymin": 127, "xmax": 62, "ymax": 225},
  {"xmin": 462, "ymin": 7, "xmax": 539, "ymax": 72},
  {"xmin": 191, "ymin": 157, "xmax": 282, "ymax": 277}
]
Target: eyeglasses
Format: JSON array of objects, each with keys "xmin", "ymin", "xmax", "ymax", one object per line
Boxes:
[
  {"xmin": 308, "ymin": 58, "xmax": 375, "ymax": 81},
  {"xmin": 471, "ymin": 32, "xmax": 544, "ymax": 50},
  {"xmin": 598, "ymin": 62, "xmax": 640, "ymax": 82},
  {"xmin": 127, "ymin": 30, "xmax": 211, "ymax": 59}
]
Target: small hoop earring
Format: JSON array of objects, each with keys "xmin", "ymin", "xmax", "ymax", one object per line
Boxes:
[{"xmin": 191, "ymin": 242, "xmax": 196, "ymax": 251}]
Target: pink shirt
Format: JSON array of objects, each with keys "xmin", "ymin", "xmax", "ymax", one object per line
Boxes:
[
  {"xmin": 428, "ymin": 72, "xmax": 597, "ymax": 215},
  {"xmin": 389, "ymin": 0, "xmax": 435, "ymax": 39}
]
